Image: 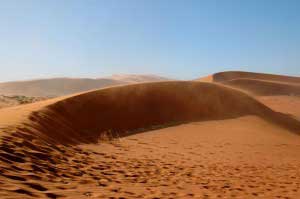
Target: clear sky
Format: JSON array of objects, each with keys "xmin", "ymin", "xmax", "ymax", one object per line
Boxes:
[{"xmin": 0, "ymin": 0, "xmax": 299, "ymax": 82}]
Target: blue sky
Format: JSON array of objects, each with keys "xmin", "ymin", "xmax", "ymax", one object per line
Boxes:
[{"xmin": 0, "ymin": 0, "xmax": 299, "ymax": 82}]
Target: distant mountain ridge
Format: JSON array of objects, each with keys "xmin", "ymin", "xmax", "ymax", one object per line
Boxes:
[{"xmin": 0, "ymin": 74, "xmax": 170, "ymax": 97}]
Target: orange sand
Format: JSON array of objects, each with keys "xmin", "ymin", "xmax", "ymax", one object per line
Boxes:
[{"xmin": 0, "ymin": 72, "xmax": 300, "ymax": 198}]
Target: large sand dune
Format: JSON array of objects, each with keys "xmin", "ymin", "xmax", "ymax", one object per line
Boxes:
[
  {"xmin": 20, "ymin": 81, "xmax": 300, "ymax": 144},
  {"xmin": 1, "ymin": 77, "xmax": 300, "ymax": 198}
]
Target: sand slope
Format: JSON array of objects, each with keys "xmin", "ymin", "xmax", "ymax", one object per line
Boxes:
[
  {"xmin": 0, "ymin": 80, "xmax": 300, "ymax": 198},
  {"xmin": 258, "ymin": 96, "xmax": 300, "ymax": 119},
  {"xmin": 211, "ymin": 71, "xmax": 300, "ymax": 84},
  {"xmin": 223, "ymin": 78, "xmax": 300, "ymax": 96},
  {"xmin": 1, "ymin": 116, "xmax": 300, "ymax": 198},
  {"xmin": 80, "ymin": 116, "xmax": 300, "ymax": 198},
  {"xmin": 197, "ymin": 71, "xmax": 300, "ymax": 97}
]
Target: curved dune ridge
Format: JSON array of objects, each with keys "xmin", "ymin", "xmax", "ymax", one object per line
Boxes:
[
  {"xmin": 21, "ymin": 81, "xmax": 300, "ymax": 144},
  {"xmin": 197, "ymin": 71, "xmax": 300, "ymax": 96}
]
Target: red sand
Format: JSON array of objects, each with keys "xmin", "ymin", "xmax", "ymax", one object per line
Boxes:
[{"xmin": 0, "ymin": 73, "xmax": 300, "ymax": 198}]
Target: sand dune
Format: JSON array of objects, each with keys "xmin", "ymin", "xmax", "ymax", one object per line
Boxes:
[
  {"xmin": 22, "ymin": 81, "xmax": 300, "ymax": 144},
  {"xmin": 211, "ymin": 71, "xmax": 300, "ymax": 84},
  {"xmin": 197, "ymin": 71, "xmax": 300, "ymax": 97},
  {"xmin": 1, "ymin": 78, "xmax": 300, "ymax": 198},
  {"xmin": 0, "ymin": 74, "xmax": 169, "ymax": 97},
  {"xmin": 258, "ymin": 96, "xmax": 300, "ymax": 119},
  {"xmin": 222, "ymin": 78, "xmax": 300, "ymax": 96}
]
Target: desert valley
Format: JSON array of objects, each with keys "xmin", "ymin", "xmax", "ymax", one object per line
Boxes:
[{"xmin": 0, "ymin": 71, "xmax": 299, "ymax": 199}]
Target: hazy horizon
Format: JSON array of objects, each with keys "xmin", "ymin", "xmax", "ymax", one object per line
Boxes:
[
  {"xmin": 0, "ymin": 0, "xmax": 299, "ymax": 82},
  {"xmin": 0, "ymin": 73, "xmax": 173, "ymax": 83}
]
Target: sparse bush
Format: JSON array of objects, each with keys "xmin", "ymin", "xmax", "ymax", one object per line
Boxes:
[{"xmin": 98, "ymin": 129, "xmax": 122, "ymax": 143}]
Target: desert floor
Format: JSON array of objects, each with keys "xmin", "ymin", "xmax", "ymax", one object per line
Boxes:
[{"xmin": 1, "ymin": 115, "xmax": 300, "ymax": 198}]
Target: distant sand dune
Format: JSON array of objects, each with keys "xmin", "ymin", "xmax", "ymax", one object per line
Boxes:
[
  {"xmin": 211, "ymin": 71, "xmax": 300, "ymax": 84},
  {"xmin": 197, "ymin": 71, "xmax": 300, "ymax": 97},
  {"xmin": 0, "ymin": 75, "xmax": 169, "ymax": 97}
]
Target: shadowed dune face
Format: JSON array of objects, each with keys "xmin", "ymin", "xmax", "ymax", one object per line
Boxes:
[{"xmin": 26, "ymin": 81, "xmax": 300, "ymax": 144}]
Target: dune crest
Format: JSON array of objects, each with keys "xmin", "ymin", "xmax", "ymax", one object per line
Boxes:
[{"xmin": 18, "ymin": 81, "xmax": 300, "ymax": 144}]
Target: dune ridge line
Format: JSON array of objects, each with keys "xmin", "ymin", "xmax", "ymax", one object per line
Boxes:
[{"xmin": 16, "ymin": 81, "xmax": 300, "ymax": 144}]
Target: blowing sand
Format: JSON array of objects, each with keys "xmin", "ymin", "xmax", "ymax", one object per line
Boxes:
[{"xmin": 0, "ymin": 73, "xmax": 300, "ymax": 198}]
